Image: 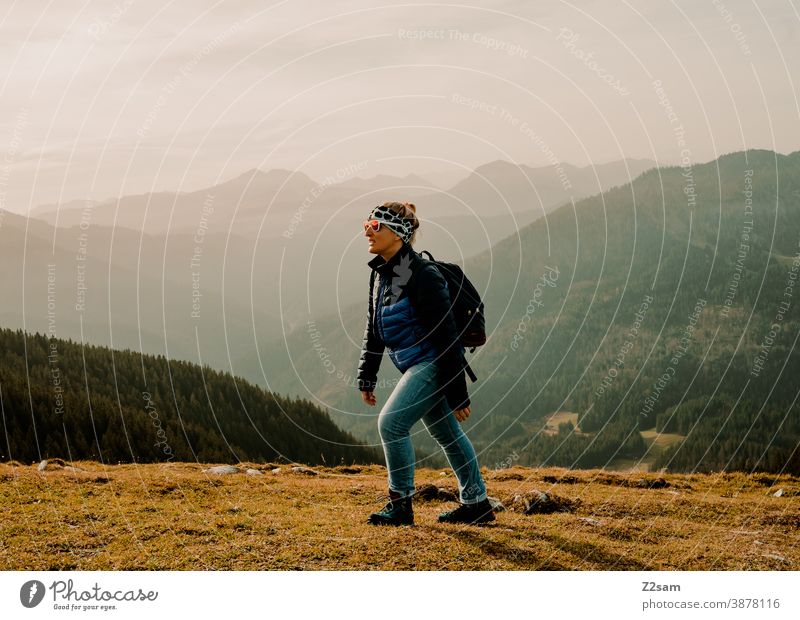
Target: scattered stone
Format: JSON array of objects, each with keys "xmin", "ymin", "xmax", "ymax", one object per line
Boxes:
[
  {"xmin": 245, "ymin": 468, "xmax": 263, "ymax": 476},
  {"xmin": 487, "ymin": 496, "xmax": 505, "ymax": 512},
  {"xmin": 773, "ymin": 488, "xmax": 784, "ymax": 497},
  {"xmin": 510, "ymin": 490, "xmax": 581, "ymax": 515},
  {"xmin": 578, "ymin": 517, "xmax": 604, "ymax": 526},
  {"xmin": 414, "ymin": 483, "xmax": 458, "ymax": 502},
  {"xmin": 762, "ymin": 552, "xmax": 788, "ymax": 564},
  {"xmin": 271, "ymin": 467, "xmax": 281, "ymax": 474},
  {"xmin": 636, "ymin": 477, "xmax": 669, "ymax": 489},
  {"xmin": 203, "ymin": 465, "xmax": 240, "ymax": 475},
  {"xmin": 435, "ymin": 487, "xmax": 458, "ymax": 502},
  {"xmin": 37, "ymin": 458, "xmax": 67, "ymax": 471},
  {"xmin": 63, "ymin": 465, "xmax": 85, "ymax": 473},
  {"xmin": 414, "ymin": 483, "xmax": 439, "ymax": 500},
  {"xmin": 439, "ymin": 471, "xmax": 449, "ymax": 476},
  {"xmin": 290, "ymin": 466, "xmax": 318, "ymax": 475}
]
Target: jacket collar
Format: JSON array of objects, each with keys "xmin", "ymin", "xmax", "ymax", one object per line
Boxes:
[{"xmin": 367, "ymin": 240, "xmax": 415, "ymax": 274}]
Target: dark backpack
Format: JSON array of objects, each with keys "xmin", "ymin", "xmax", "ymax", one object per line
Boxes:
[
  {"xmin": 418, "ymin": 249, "xmax": 485, "ymax": 383},
  {"xmin": 367, "ymin": 250, "xmax": 486, "ymax": 383}
]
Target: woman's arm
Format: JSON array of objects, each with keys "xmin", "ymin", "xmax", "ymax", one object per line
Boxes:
[{"xmin": 357, "ymin": 273, "xmax": 385, "ymax": 392}]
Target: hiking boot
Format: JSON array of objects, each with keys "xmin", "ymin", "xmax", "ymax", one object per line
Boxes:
[
  {"xmin": 438, "ymin": 498, "xmax": 495, "ymax": 524},
  {"xmin": 367, "ymin": 489, "xmax": 414, "ymax": 526}
]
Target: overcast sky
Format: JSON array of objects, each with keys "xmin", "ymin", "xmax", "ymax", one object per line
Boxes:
[{"xmin": 1, "ymin": 0, "xmax": 798, "ymax": 213}]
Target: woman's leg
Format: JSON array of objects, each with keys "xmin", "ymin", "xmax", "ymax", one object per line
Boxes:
[
  {"xmin": 377, "ymin": 360, "xmax": 440, "ymax": 498},
  {"xmin": 421, "ymin": 394, "xmax": 488, "ymax": 504}
]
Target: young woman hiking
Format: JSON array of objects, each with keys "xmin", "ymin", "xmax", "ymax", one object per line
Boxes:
[{"xmin": 357, "ymin": 201, "xmax": 494, "ymax": 526}]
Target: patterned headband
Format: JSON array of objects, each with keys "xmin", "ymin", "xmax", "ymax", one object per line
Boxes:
[{"xmin": 368, "ymin": 205, "xmax": 414, "ymax": 243}]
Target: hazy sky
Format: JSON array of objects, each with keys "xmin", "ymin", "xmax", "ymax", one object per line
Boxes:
[{"xmin": 1, "ymin": 0, "xmax": 798, "ymax": 213}]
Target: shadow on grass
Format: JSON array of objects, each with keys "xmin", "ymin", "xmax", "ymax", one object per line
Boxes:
[
  {"xmin": 436, "ymin": 527, "xmax": 566, "ymax": 570},
  {"xmin": 439, "ymin": 527, "xmax": 652, "ymax": 570}
]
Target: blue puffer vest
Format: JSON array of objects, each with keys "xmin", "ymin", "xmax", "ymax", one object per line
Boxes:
[
  {"xmin": 373, "ymin": 275, "xmax": 446, "ymax": 372},
  {"xmin": 358, "ymin": 239, "xmax": 471, "ymax": 410}
]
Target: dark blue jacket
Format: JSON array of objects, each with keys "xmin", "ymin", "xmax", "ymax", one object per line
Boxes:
[
  {"xmin": 357, "ymin": 241, "xmax": 470, "ymax": 410},
  {"xmin": 374, "ymin": 276, "xmax": 440, "ymax": 372}
]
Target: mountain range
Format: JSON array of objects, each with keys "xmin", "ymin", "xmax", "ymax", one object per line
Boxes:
[
  {"xmin": 4, "ymin": 152, "xmax": 797, "ymax": 473},
  {"xmin": 2, "ymin": 157, "xmax": 654, "ymax": 375},
  {"xmin": 232, "ymin": 149, "xmax": 800, "ymax": 474}
]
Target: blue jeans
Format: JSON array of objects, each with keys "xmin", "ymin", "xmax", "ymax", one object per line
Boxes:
[{"xmin": 377, "ymin": 359, "xmax": 488, "ymax": 504}]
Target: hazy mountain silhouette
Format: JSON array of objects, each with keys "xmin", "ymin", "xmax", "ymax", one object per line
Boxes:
[
  {"xmin": 0, "ymin": 209, "xmax": 280, "ymax": 371},
  {"xmin": 233, "ymin": 149, "xmax": 799, "ymax": 474},
  {"xmin": 433, "ymin": 158, "xmax": 657, "ymax": 217},
  {"xmin": 29, "ymin": 158, "xmax": 654, "ymax": 235},
  {"xmin": 11, "ymin": 158, "xmax": 651, "ymax": 375}
]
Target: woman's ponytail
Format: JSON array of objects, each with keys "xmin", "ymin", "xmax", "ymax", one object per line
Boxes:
[{"xmin": 382, "ymin": 201, "xmax": 420, "ymax": 245}]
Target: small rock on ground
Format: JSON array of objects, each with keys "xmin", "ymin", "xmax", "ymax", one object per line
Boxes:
[
  {"xmin": 510, "ymin": 490, "xmax": 581, "ymax": 515},
  {"xmin": 414, "ymin": 483, "xmax": 458, "ymax": 502},
  {"xmin": 290, "ymin": 466, "xmax": 318, "ymax": 475},
  {"xmin": 487, "ymin": 496, "xmax": 505, "ymax": 512},
  {"xmin": 37, "ymin": 458, "xmax": 68, "ymax": 471},
  {"xmin": 203, "ymin": 465, "xmax": 240, "ymax": 474}
]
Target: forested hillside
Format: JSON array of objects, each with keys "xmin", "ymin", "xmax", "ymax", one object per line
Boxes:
[
  {"xmin": 473, "ymin": 149, "xmax": 800, "ymax": 473},
  {"xmin": 0, "ymin": 327, "xmax": 381, "ymax": 465}
]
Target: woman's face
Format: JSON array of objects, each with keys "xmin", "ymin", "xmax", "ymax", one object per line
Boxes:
[{"xmin": 364, "ymin": 218, "xmax": 401, "ymax": 255}]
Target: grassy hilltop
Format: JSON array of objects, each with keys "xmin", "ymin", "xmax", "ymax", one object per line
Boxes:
[{"xmin": 1, "ymin": 460, "xmax": 797, "ymax": 571}]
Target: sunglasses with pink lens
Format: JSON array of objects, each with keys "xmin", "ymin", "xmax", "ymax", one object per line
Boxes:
[{"xmin": 364, "ymin": 219, "xmax": 382, "ymax": 233}]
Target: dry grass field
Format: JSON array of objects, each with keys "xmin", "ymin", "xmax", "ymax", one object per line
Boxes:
[{"xmin": 1, "ymin": 460, "xmax": 797, "ymax": 570}]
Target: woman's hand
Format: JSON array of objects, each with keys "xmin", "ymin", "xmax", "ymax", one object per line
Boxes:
[
  {"xmin": 361, "ymin": 391, "xmax": 377, "ymax": 406},
  {"xmin": 453, "ymin": 405, "xmax": 471, "ymax": 422}
]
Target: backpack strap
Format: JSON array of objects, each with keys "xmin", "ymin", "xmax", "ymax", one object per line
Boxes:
[
  {"xmin": 421, "ymin": 248, "xmax": 478, "ymax": 383},
  {"xmin": 465, "ymin": 361, "xmax": 477, "ymax": 383}
]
